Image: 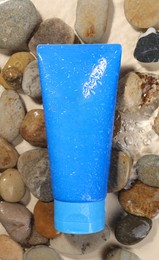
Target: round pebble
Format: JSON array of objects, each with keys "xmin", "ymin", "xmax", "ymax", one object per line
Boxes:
[
  {"xmin": 0, "ymin": 168, "xmax": 25, "ymax": 202},
  {"xmin": 0, "ymin": 90, "xmax": 26, "ymax": 143},
  {"xmin": 22, "ymin": 60, "xmax": 42, "ymax": 100},
  {"xmin": 136, "ymin": 154, "xmax": 159, "ymax": 187},
  {"xmin": 28, "ymin": 18, "xmax": 77, "ymax": 55},
  {"xmin": 20, "ymin": 109, "xmax": 47, "ymax": 147},
  {"xmin": 0, "ymin": 0, "xmax": 42, "ymax": 51},
  {"xmin": 105, "ymin": 247, "xmax": 140, "ymax": 260},
  {"xmin": 17, "ymin": 148, "xmax": 52, "ymax": 201},
  {"xmin": 24, "ymin": 246, "xmax": 61, "ymax": 260},
  {"xmin": 34, "ymin": 200, "xmax": 59, "ymax": 239},
  {"xmin": 118, "ymin": 180, "xmax": 159, "ymax": 218},
  {"xmin": 0, "ymin": 201, "xmax": 32, "ymax": 244},
  {"xmin": 50, "ymin": 226, "xmax": 110, "ymax": 256},
  {"xmin": 0, "ymin": 234, "xmax": 23, "ymax": 260},
  {"xmin": 0, "ymin": 136, "xmax": 19, "ymax": 170},
  {"xmin": 75, "ymin": 0, "xmax": 109, "ymax": 43},
  {"xmin": 115, "ymin": 214, "xmax": 152, "ymax": 245},
  {"xmin": 108, "ymin": 149, "xmax": 132, "ymax": 192}
]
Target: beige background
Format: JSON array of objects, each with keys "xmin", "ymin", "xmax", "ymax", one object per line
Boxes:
[{"xmin": 0, "ymin": 1, "xmax": 159, "ymax": 259}]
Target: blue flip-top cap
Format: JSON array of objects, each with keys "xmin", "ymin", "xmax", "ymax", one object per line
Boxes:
[{"xmin": 54, "ymin": 199, "xmax": 105, "ymax": 234}]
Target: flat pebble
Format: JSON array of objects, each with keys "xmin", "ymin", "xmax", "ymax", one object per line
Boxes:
[
  {"xmin": 75, "ymin": 0, "xmax": 109, "ymax": 43},
  {"xmin": 22, "ymin": 60, "xmax": 41, "ymax": 100},
  {"xmin": 118, "ymin": 180, "xmax": 159, "ymax": 218},
  {"xmin": 0, "ymin": 234, "xmax": 23, "ymax": 260},
  {"xmin": 28, "ymin": 18, "xmax": 78, "ymax": 55},
  {"xmin": 24, "ymin": 246, "xmax": 61, "ymax": 260},
  {"xmin": 17, "ymin": 148, "xmax": 52, "ymax": 201},
  {"xmin": 0, "ymin": 136, "xmax": 19, "ymax": 170},
  {"xmin": 136, "ymin": 154, "xmax": 159, "ymax": 187},
  {"xmin": 20, "ymin": 109, "xmax": 47, "ymax": 147},
  {"xmin": 0, "ymin": 201, "xmax": 32, "ymax": 244},
  {"xmin": 105, "ymin": 247, "xmax": 140, "ymax": 260},
  {"xmin": 27, "ymin": 224, "xmax": 49, "ymax": 246},
  {"xmin": 50, "ymin": 226, "xmax": 110, "ymax": 256},
  {"xmin": 0, "ymin": 0, "xmax": 42, "ymax": 51},
  {"xmin": 115, "ymin": 214, "xmax": 152, "ymax": 245},
  {"xmin": 34, "ymin": 200, "xmax": 59, "ymax": 239},
  {"xmin": 0, "ymin": 90, "xmax": 26, "ymax": 143},
  {"xmin": 0, "ymin": 168, "xmax": 25, "ymax": 202},
  {"xmin": 108, "ymin": 149, "xmax": 132, "ymax": 192}
]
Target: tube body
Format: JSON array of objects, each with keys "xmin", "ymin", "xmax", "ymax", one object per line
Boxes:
[{"xmin": 37, "ymin": 44, "xmax": 121, "ymax": 234}]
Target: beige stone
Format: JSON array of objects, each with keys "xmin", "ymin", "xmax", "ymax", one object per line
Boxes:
[{"xmin": 0, "ymin": 234, "xmax": 23, "ymax": 260}]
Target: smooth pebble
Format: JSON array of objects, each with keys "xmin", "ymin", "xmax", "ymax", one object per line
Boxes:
[
  {"xmin": 105, "ymin": 247, "xmax": 140, "ymax": 260},
  {"xmin": 0, "ymin": 234, "xmax": 23, "ymax": 260},
  {"xmin": 27, "ymin": 224, "xmax": 49, "ymax": 246},
  {"xmin": 24, "ymin": 246, "xmax": 61, "ymax": 260}
]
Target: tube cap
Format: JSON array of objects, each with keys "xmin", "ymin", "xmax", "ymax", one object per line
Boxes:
[{"xmin": 54, "ymin": 199, "xmax": 105, "ymax": 234}]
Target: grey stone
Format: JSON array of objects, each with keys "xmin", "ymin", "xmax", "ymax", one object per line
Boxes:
[
  {"xmin": 24, "ymin": 246, "xmax": 61, "ymax": 260},
  {"xmin": 105, "ymin": 247, "xmax": 140, "ymax": 260},
  {"xmin": 17, "ymin": 148, "xmax": 53, "ymax": 202},
  {"xmin": 0, "ymin": 0, "xmax": 42, "ymax": 51}
]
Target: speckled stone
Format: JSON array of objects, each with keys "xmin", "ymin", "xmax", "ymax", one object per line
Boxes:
[
  {"xmin": 50, "ymin": 225, "xmax": 110, "ymax": 256},
  {"xmin": 34, "ymin": 200, "xmax": 59, "ymax": 239},
  {"xmin": 22, "ymin": 60, "xmax": 42, "ymax": 100},
  {"xmin": 0, "ymin": 136, "xmax": 19, "ymax": 170},
  {"xmin": 27, "ymin": 224, "xmax": 49, "ymax": 247},
  {"xmin": 0, "ymin": 0, "xmax": 42, "ymax": 51},
  {"xmin": 24, "ymin": 246, "xmax": 61, "ymax": 260},
  {"xmin": 0, "ymin": 201, "xmax": 32, "ymax": 244},
  {"xmin": 136, "ymin": 154, "xmax": 159, "ymax": 187},
  {"xmin": 115, "ymin": 214, "xmax": 152, "ymax": 245},
  {"xmin": 0, "ymin": 234, "xmax": 23, "ymax": 260},
  {"xmin": 75, "ymin": 0, "xmax": 109, "ymax": 43},
  {"xmin": 0, "ymin": 90, "xmax": 26, "ymax": 143},
  {"xmin": 153, "ymin": 110, "xmax": 159, "ymax": 135},
  {"xmin": 17, "ymin": 148, "xmax": 52, "ymax": 202},
  {"xmin": 108, "ymin": 149, "xmax": 132, "ymax": 193},
  {"xmin": 105, "ymin": 247, "xmax": 140, "ymax": 260},
  {"xmin": 118, "ymin": 180, "xmax": 159, "ymax": 218},
  {"xmin": 28, "ymin": 18, "xmax": 78, "ymax": 55},
  {"xmin": 20, "ymin": 109, "xmax": 47, "ymax": 147},
  {"xmin": 0, "ymin": 168, "xmax": 25, "ymax": 202}
]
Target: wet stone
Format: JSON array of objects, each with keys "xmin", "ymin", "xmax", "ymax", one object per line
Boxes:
[
  {"xmin": 20, "ymin": 109, "xmax": 47, "ymax": 147},
  {"xmin": 108, "ymin": 149, "xmax": 132, "ymax": 193},
  {"xmin": 115, "ymin": 214, "xmax": 152, "ymax": 245},
  {"xmin": 0, "ymin": 234, "xmax": 23, "ymax": 260},
  {"xmin": 136, "ymin": 154, "xmax": 159, "ymax": 187},
  {"xmin": 50, "ymin": 225, "xmax": 110, "ymax": 256},
  {"xmin": 22, "ymin": 60, "xmax": 42, "ymax": 100},
  {"xmin": 0, "ymin": 136, "xmax": 19, "ymax": 170},
  {"xmin": 34, "ymin": 200, "xmax": 59, "ymax": 239},
  {"xmin": 24, "ymin": 246, "xmax": 61, "ymax": 260},
  {"xmin": 28, "ymin": 18, "xmax": 78, "ymax": 55},
  {"xmin": 0, "ymin": 168, "xmax": 25, "ymax": 202},
  {"xmin": 118, "ymin": 180, "xmax": 159, "ymax": 218},
  {"xmin": 0, "ymin": 0, "xmax": 42, "ymax": 51},
  {"xmin": 105, "ymin": 247, "xmax": 140, "ymax": 260},
  {"xmin": 0, "ymin": 90, "xmax": 26, "ymax": 143},
  {"xmin": 0, "ymin": 201, "xmax": 32, "ymax": 244},
  {"xmin": 17, "ymin": 148, "xmax": 52, "ymax": 202}
]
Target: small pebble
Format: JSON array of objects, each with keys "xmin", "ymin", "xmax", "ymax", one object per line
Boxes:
[
  {"xmin": 24, "ymin": 246, "xmax": 61, "ymax": 260},
  {"xmin": 0, "ymin": 201, "xmax": 32, "ymax": 244},
  {"xmin": 115, "ymin": 214, "xmax": 152, "ymax": 245},
  {"xmin": 22, "ymin": 60, "xmax": 42, "ymax": 100},
  {"xmin": 0, "ymin": 90, "xmax": 26, "ymax": 143},
  {"xmin": 27, "ymin": 224, "xmax": 49, "ymax": 246},
  {"xmin": 17, "ymin": 148, "xmax": 52, "ymax": 201},
  {"xmin": 28, "ymin": 18, "xmax": 78, "ymax": 55},
  {"xmin": 118, "ymin": 180, "xmax": 159, "ymax": 218},
  {"xmin": 105, "ymin": 247, "xmax": 140, "ymax": 260},
  {"xmin": 50, "ymin": 226, "xmax": 110, "ymax": 256},
  {"xmin": 108, "ymin": 149, "xmax": 132, "ymax": 193},
  {"xmin": 153, "ymin": 110, "xmax": 159, "ymax": 135},
  {"xmin": 0, "ymin": 168, "xmax": 25, "ymax": 202},
  {"xmin": 34, "ymin": 200, "xmax": 59, "ymax": 239},
  {"xmin": 20, "ymin": 109, "xmax": 47, "ymax": 147},
  {"xmin": 0, "ymin": 136, "xmax": 19, "ymax": 170},
  {"xmin": 0, "ymin": 234, "xmax": 23, "ymax": 260},
  {"xmin": 75, "ymin": 0, "xmax": 109, "ymax": 43},
  {"xmin": 136, "ymin": 154, "xmax": 159, "ymax": 187},
  {"xmin": 124, "ymin": 0, "xmax": 159, "ymax": 29},
  {"xmin": 0, "ymin": 0, "xmax": 42, "ymax": 51}
]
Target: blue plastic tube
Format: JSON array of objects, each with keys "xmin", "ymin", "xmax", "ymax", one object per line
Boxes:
[{"xmin": 37, "ymin": 44, "xmax": 121, "ymax": 234}]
